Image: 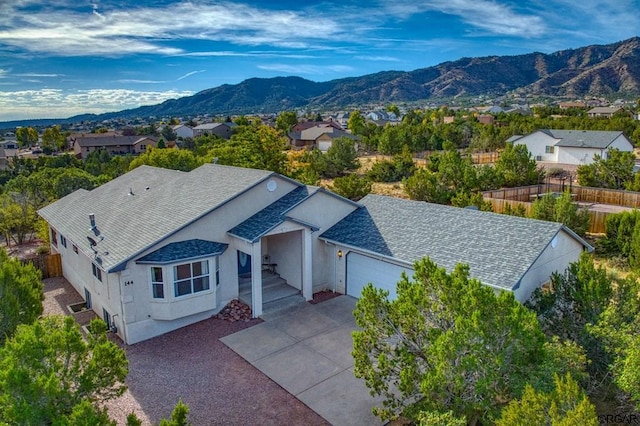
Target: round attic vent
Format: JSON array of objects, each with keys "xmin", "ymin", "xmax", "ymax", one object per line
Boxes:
[
  {"xmin": 551, "ymin": 236, "xmax": 558, "ymax": 249},
  {"xmin": 266, "ymin": 180, "xmax": 277, "ymax": 192}
]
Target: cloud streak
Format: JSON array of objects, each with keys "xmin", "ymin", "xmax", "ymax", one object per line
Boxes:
[{"xmin": 0, "ymin": 88, "xmax": 194, "ymax": 121}]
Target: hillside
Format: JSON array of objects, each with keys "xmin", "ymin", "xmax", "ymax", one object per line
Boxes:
[{"xmin": 4, "ymin": 37, "xmax": 640, "ymax": 127}]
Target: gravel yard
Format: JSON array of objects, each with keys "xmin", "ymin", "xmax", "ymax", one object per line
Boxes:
[{"xmin": 43, "ymin": 278, "xmax": 329, "ymax": 425}]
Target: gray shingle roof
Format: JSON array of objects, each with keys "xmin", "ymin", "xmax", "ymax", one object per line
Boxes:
[
  {"xmin": 541, "ymin": 129, "xmax": 623, "ymax": 149},
  {"xmin": 136, "ymin": 239, "xmax": 228, "ymax": 264},
  {"xmin": 228, "ymin": 186, "xmax": 310, "ymax": 242},
  {"xmin": 320, "ymin": 194, "xmax": 585, "ymax": 291},
  {"xmin": 38, "ymin": 164, "xmax": 273, "ymax": 272},
  {"xmin": 73, "ymin": 135, "xmax": 156, "ymax": 147}
]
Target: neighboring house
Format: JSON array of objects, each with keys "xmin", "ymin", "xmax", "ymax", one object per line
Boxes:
[
  {"xmin": 172, "ymin": 124, "xmax": 194, "ymax": 139},
  {"xmin": 192, "ymin": 123, "xmax": 233, "ymax": 139},
  {"xmin": 39, "ymin": 164, "xmax": 591, "ymax": 345},
  {"xmin": 476, "ymin": 114, "xmax": 495, "ymax": 125},
  {"xmin": 513, "ymin": 129, "xmax": 634, "ymax": 165},
  {"xmin": 334, "ymin": 112, "xmax": 350, "ymax": 128},
  {"xmin": 587, "ymin": 106, "xmax": 622, "ymax": 118},
  {"xmin": 288, "ymin": 123, "xmax": 359, "ymax": 151},
  {"xmin": 559, "ymin": 101, "xmax": 586, "ymax": 109},
  {"xmin": 0, "ymin": 140, "xmax": 18, "ymax": 171},
  {"xmin": 365, "ymin": 110, "xmax": 397, "ymax": 122},
  {"xmin": 71, "ymin": 135, "xmax": 158, "ymax": 159}
]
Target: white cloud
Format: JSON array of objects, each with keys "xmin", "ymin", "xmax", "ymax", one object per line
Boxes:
[
  {"xmin": 384, "ymin": 0, "xmax": 546, "ymax": 37},
  {"xmin": 257, "ymin": 64, "xmax": 355, "ymax": 75},
  {"xmin": 354, "ymin": 55, "xmax": 400, "ymax": 62},
  {"xmin": 0, "ymin": 1, "xmax": 350, "ymax": 57},
  {"xmin": 0, "ymin": 88, "xmax": 194, "ymax": 121},
  {"xmin": 177, "ymin": 70, "xmax": 206, "ymax": 81}
]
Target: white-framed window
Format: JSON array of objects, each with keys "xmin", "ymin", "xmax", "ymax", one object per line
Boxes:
[
  {"xmin": 60, "ymin": 234, "xmax": 67, "ymax": 248},
  {"xmin": 92, "ymin": 263, "xmax": 103, "ymax": 282},
  {"xmin": 151, "ymin": 267, "xmax": 164, "ymax": 299},
  {"xmin": 173, "ymin": 260, "xmax": 209, "ymax": 297},
  {"xmin": 140, "ymin": 144, "xmax": 146, "ymax": 150},
  {"xmin": 51, "ymin": 228, "xmax": 58, "ymax": 247},
  {"xmin": 73, "ymin": 244, "xmax": 78, "ymax": 254},
  {"xmin": 545, "ymin": 145, "xmax": 555, "ymax": 154},
  {"xmin": 214, "ymin": 256, "xmax": 220, "ymax": 287}
]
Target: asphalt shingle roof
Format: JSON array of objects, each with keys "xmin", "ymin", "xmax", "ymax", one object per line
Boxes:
[
  {"xmin": 541, "ymin": 129, "xmax": 623, "ymax": 149},
  {"xmin": 228, "ymin": 186, "xmax": 310, "ymax": 242},
  {"xmin": 38, "ymin": 164, "xmax": 273, "ymax": 272},
  {"xmin": 136, "ymin": 239, "xmax": 228, "ymax": 264},
  {"xmin": 320, "ymin": 194, "xmax": 578, "ymax": 291}
]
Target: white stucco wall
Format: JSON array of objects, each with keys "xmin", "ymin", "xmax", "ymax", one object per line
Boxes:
[
  {"xmin": 286, "ymin": 191, "xmax": 358, "ymax": 292},
  {"xmin": 109, "ymin": 175, "xmax": 299, "ymax": 344},
  {"xmin": 556, "ymin": 147, "xmax": 603, "ymax": 165},
  {"xmin": 609, "ymin": 134, "xmax": 635, "ymax": 153},
  {"xmin": 516, "ymin": 133, "xmax": 559, "ymax": 162},
  {"xmin": 52, "ymin": 228, "xmax": 122, "ymax": 341},
  {"xmin": 266, "ymin": 230, "xmax": 303, "ymax": 290},
  {"xmin": 514, "ymin": 229, "xmax": 585, "ymax": 302}
]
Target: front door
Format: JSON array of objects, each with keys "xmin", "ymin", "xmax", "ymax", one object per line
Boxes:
[{"xmin": 237, "ymin": 251, "xmax": 251, "ymax": 276}]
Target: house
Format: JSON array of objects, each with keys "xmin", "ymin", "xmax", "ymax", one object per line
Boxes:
[
  {"xmin": 192, "ymin": 123, "xmax": 233, "ymax": 139},
  {"xmin": 0, "ymin": 140, "xmax": 18, "ymax": 171},
  {"xmin": 587, "ymin": 106, "xmax": 622, "ymax": 118},
  {"xmin": 71, "ymin": 134, "xmax": 158, "ymax": 159},
  {"xmin": 512, "ymin": 129, "xmax": 634, "ymax": 165},
  {"xmin": 172, "ymin": 124, "xmax": 194, "ymax": 139},
  {"xmin": 39, "ymin": 164, "xmax": 592, "ymax": 345},
  {"xmin": 559, "ymin": 101, "xmax": 586, "ymax": 109},
  {"xmin": 288, "ymin": 123, "xmax": 358, "ymax": 151}
]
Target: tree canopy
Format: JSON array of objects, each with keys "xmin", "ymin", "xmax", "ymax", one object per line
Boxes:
[
  {"xmin": 352, "ymin": 257, "xmax": 585, "ymax": 425},
  {"xmin": 0, "ymin": 248, "xmax": 43, "ymax": 344},
  {"xmin": 0, "ymin": 316, "xmax": 128, "ymax": 424}
]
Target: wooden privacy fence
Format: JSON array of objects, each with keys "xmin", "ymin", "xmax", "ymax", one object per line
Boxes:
[
  {"xmin": 485, "ymin": 198, "xmax": 608, "ymax": 234},
  {"xmin": 22, "ymin": 253, "xmax": 62, "ymax": 279},
  {"xmin": 483, "ymin": 184, "xmax": 640, "ymax": 209}
]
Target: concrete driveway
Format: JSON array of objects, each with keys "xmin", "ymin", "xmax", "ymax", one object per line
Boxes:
[{"xmin": 220, "ymin": 295, "xmax": 383, "ymax": 426}]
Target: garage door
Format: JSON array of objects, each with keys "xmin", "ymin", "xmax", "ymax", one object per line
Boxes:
[
  {"xmin": 346, "ymin": 252, "xmax": 412, "ymax": 300},
  {"xmin": 318, "ymin": 140, "xmax": 332, "ymax": 152}
]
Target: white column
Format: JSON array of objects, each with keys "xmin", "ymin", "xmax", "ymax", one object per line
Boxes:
[
  {"xmin": 251, "ymin": 242, "xmax": 263, "ymax": 317},
  {"xmin": 302, "ymin": 228, "xmax": 313, "ymax": 301}
]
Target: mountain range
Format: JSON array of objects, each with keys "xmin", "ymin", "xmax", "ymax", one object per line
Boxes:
[{"xmin": 4, "ymin": 37, "xmax": 640, "ymax": 128}]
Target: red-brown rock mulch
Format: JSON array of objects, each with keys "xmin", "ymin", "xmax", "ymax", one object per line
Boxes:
[
  {"xmin": 310, "ymin": 289, "xmax": 341, "ymax": 304},
  {"xmin": 212, "ymin": 299, "xmax": 253, "ymax": 322}
]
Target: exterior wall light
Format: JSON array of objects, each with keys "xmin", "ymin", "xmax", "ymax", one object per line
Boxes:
[{"xmin": 337, "ymin": 250, "xmax": 343, "ymax": 258}]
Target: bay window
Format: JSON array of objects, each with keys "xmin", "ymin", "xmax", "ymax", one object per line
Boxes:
[
  {"xmin": 173, "ymin": 260, "xmax": 210, "ymax": 297},
  {"xmin": 151, "ymin": 267, "xmax": 164, "ymax": 299}
]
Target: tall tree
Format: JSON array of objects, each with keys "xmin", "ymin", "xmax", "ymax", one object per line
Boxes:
[
  {"xmin": 161, "ymin": 125, "xmax": 178, "ymax": 142},
  {"xmin": 15, "ymin": 127, "xmax": 39, "ymax": 148},
  {"xmin": 352, "ymin": 257, "xmax": 585, "ymax": 424},
  {"xmin": 0, "ymin": 317, "xmax": 128, "ymax": 425},
  {"xmin": 494, "ymin": 143, "xmax": 543, "ymax": 187},
  {"xmin": 497, "ymin": 373, "xmax": 598, "ymax": 426},
  {"xmin": 324, "ymin": 137, "xmax": 360, "ymax": 177},
  {"xmin": 347, "ymin": 110, "xmax": 366, "ymax": 135},
  {"xmin": 0, "ymin": 248, "xmax": 43, "ymax": 344},
  {"xmin": 577, "ymin": 148, "xmax": 636, "ymax": 189},
  {"xmin": 41, "ymin": 125, "xmax": 67, "ymax": 153},
  {"xmin": 275, "ymin": 111, "xmax": 298, "ymax": 134}
]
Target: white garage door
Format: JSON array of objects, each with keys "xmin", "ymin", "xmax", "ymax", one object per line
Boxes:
[
  {"xmin": 318, "ymin": 140, "xmax": 332, "ymax": 152},
  {"xmin": 346, "ymin": 252, "xmax": 412, "ymax": 300}
]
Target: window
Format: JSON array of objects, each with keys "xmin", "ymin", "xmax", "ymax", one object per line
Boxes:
[
  {"xmin": 103, "ymin": 308, "xmax": 111, "ymax": 327},
  {"xmin": 214, "ymin": 257, "xmax": 220, "ymax": 287},
  {"xmin": 545, "ymin": 145, "xmax": 555, "ymax": 154},
  {"xmin": 173, "ymin": 260, "xmax": 209, "ymax": 297},
  {"xmin": 84, "ymin": 288, "xmax": 92, "ymax": 309},
  {"xmin": 92, "ymin": 263, "xmax": 103, "ymax": 282},
  {"xmin": 140, "ymin": 144, "xmax": 146, "ymax": 150},
  {"xmin": 51, "ymin": 229, "xmax": 58, "ymax": 246},
  {"xmin": 73, "ymin": 244, "xmax": 78, "ymax": 254},
  {"xmin": 60, "ymin": 234, "xmax": 67, "ymax": 248},
  {"xmin": 151, "ymin": 267, "xmax": 164, "ymax": 299}
]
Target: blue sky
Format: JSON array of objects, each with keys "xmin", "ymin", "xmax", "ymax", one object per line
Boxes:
[{"xmin": 0, "ymin": 0, "xmax": 638, "ymax": 122}]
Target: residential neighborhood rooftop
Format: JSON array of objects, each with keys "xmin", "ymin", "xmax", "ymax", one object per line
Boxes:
[{"xmin": 540, "ymin": 129, "xmax": 625, "ymax": 149}]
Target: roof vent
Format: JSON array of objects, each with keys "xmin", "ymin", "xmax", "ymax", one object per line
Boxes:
[
  {"xmin": 89, "ymin": 213, "xmax": 96, "ymax": 229},
  {"xmin": 129, "ymin": 188, "xmax": 134, "ymax": 196}
]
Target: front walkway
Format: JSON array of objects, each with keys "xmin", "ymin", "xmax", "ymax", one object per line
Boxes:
[{"xmin": 220, "ymin": 296, "xmax": 384, "ymax": 426}]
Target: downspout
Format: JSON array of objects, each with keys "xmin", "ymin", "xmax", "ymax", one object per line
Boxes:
[{"xmin": 117, "ymin": 271, "xmax": 128, "ymax": 344}]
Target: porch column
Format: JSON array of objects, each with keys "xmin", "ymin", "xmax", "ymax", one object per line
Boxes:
[
  {"xmin": 251, "ymin": 242, "xmax": 263, "ymax": 317},
  {"xmin": 302, "ymin": 228, "xmax": 313, "ymax": 301}
]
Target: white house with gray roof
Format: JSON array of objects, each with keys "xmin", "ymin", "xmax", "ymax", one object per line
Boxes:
[
  {"xmin": 513, "ymin": 129, "xmax": 634, "ymax": 165},
  {"xmin": 39, "ymin": 164, "xmax": 591, "ymax": 344}
]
